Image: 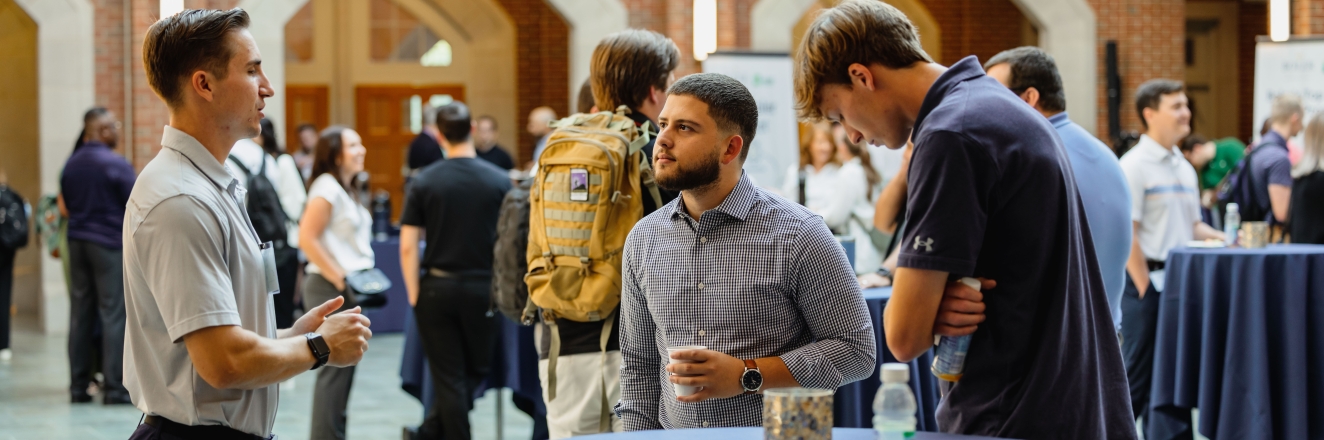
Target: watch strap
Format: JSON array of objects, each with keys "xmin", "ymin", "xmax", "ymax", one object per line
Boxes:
[
  {"xmin": 306, "ymin": 333, "xmax": 329, "ymax": 370},
  {"xmin": 742, "ymin": 359, "xmax": 760, "ymax": 395}
]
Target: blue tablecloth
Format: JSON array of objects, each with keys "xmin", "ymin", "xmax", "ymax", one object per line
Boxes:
[
  {"xmin": 399, "ymin": 310, "xmax": 545, "ymax": 416},
  {"xmin": 575, "ymin": 427, "xmax": 1003, "ymax": 440},
  {"xmin": 836, "ymin": 287, "xmax": 940, "ymax": 431},
  {"xmin": 358, "ymin": 238, "xmax": 412, "ymax": 333},
  {"xmin": 1148, "ymin": 244, "xmax": 1324, "ymax": 440}
]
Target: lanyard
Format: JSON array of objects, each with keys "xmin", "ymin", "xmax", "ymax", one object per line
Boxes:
[{"xmin": 165, "ymin": 146, "xmax": 265, "ymax": 247}]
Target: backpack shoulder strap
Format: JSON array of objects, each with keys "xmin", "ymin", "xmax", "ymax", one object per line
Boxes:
[{"xmin": 228, "ymin": 154, "xmax": 253, "ymax": 177}]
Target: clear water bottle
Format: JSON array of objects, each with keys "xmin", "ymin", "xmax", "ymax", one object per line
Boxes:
[
  {"xmin": 874, "ymin": 363, "xmax": 917, "ymax": 439},
  {"xmin": 1224, "ymin": 203, "xmax": 1240, "ymax": 247},
  {"xmin": 932, "ymin": 277, "xmax": 981, "ymax": 382}
]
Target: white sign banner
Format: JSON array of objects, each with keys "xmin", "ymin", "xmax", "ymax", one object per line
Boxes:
[
  {"xmin": 1253, "ymin": 39, "xmax": 1324, "ymax": 142},
  {"xmin": 702, "ymin": 53, "xmax": 798, "ymax": 193}
]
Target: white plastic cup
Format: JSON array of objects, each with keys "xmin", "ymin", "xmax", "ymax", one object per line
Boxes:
[{"xmin": 667, "ymin": 345, "xmax": 707, "ymax": 397}]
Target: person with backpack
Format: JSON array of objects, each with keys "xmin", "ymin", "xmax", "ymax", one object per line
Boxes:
[
  {"xmin": 226, "ymin": 117, "xmax": 304, "ymax": 329},
  {"xmin": 1119, "ymin": 79, "xmax": 1226, "ymax": 424},
  {"xmin": 519, "ymin": 29, "xmax": 680, "ymax": 438},
  {"xmin": 1242, "ymin": 95, "xmax": 1303, "ymax": 225},
  {"xmin": 399, "ymin": 102, "xmax": 512, "ymax": 440},
  {"xmin": 0, "ymin": 168, "xmax": 30, "ymax": 363},
  {"xmin": 60, "ymin": 107, "xmax": 136, "ymax": 405}
]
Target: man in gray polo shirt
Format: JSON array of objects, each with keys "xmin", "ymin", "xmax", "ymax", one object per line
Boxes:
[{"xmin": 123, "ymin": 9, "xmax": 371, "ymax": 440}]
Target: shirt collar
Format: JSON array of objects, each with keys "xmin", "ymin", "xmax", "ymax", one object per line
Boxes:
[
  {"xmin": 1048, "ymin": 112, "xmax": 1072, "ymax": 129},
  {"xmin": 1260, "ymin": 130, "xmax": 1288, "ymax": 149},
  {"xmin": 626, "ymin": 109, "xmax": 658, "ymax": 135},
  {"xmin": 914, "ymin": 56, "xmax": 985, "ymax": 135},
  {"xmin": 161, "ymin": 125, "xmax": 238, "ymax": 191},
  {"xmin": 670, "ymin": 173, "xmax": 759, "ymax": 222},
  {"xmin": 1136, "ymin": 134, "xmax": 1181, "ymax": 161}
]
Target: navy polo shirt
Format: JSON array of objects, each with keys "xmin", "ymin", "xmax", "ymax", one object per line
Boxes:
[
  {"xmin": 61, "ymin": 142, "xmax": 136, "ymax": 249},
  {"xmin": 899, "ymin": 57, "xmax": 1134, "ymax": 439}
]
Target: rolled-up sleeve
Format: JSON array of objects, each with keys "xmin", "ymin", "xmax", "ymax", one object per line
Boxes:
[
  {"xmin": 780, "ymin": 218, "xmax": 876, "ymax": 390},
  {"xmin": 615, "ymin": 230, "xmax": 663, "ymax": 431}
]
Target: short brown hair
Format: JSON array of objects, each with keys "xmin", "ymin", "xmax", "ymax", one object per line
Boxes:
[
  {"xmin": 1134, "ymin": 79, "xmax": 1184, "ymax": 130},
  {"xmin": 590, "ymin": 30, "xmax": 680, "ymax": 112},
  {"xmin": 793, "ymin": 0, "xmax": 931, "ymax": 121},
  {"xmin": 667, "ymin": 73, "xmax": 760, "ymax": 160},
  {"xmin": 143, "ymin": 9, "xmax": 251, "ymax": 108}
]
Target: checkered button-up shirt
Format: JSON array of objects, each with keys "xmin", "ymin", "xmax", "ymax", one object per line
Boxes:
[{"xmin": 615, "ymin": 174, "xmax": 876, "ymax": 430}]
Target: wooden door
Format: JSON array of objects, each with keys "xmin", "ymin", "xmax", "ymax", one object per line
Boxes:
[
  {"xmin": 285, "ymin": 85, "xmax": 329, "ymax": 154},
  {"xmin": 354, "ymin": 85, "xmax": 465, "ymax": 221},
  {"xmin": 1185, "ymin": 2, "xmax": 1239, "ymax": 140}
]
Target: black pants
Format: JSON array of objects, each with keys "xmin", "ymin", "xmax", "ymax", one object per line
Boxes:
[
  {"xmin": 414, "ymin": 275, "xmax": 498, "ymax": 440},
  {"xmin": 128, "ymin": 417, "xmax": 271, "ymax": 440},
  {"xmin": 0, "ymin": 247, "xmax": 14, "ymax": 350},
  {"xmin": 1121, "ymin": 274, "xmax": 1161, "ymax": 421},
  {"xmin": 67, "ymin": 239, "xmax": 127, "ymax": 400},
  {"xmin": 304, "ymin": 273, "xmax": 359, "ymax": 440},
  {"xmin": 273, "ymin": 247, "xmax": 298, "ymax": 329}
]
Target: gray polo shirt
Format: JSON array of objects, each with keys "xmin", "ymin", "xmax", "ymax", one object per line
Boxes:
[{"xmin": 123, "ymin": 126, "xmax": 278, "ymax": 437}]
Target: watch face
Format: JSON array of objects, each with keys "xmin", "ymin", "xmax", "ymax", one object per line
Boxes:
[{"xmin": 741, "ymin": 369, "xmax": 763, "ymax": 391}]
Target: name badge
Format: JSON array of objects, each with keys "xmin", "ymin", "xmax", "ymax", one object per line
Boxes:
[
  {"xmin": 260, "ymin": 242, "xmax": 280, "ymax": 296},
  {"xmin": 569, "ymin": 168, "xmax": 590, "ymax": 202}
]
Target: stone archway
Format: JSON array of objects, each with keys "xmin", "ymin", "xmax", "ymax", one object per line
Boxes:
[
  {"xmin": 1008, "ymin": 0, "xmax": 1097, "ymax": 134},
  {"xmin": 755, "ymin": 0, "xmax": 941, "ymax": 60},
  {"xmin": 544, "ymin": 0, "xmax": 629, "ymax": 109},
  {"xmin": 751, "ymin": 0, "xmax": 1098, "ymax": 135},
  {"xmin": 14, "ymin": 0, "xmax": 94, "ymax": 334},
  {"xmin": 238, "ymin": 0, "xmax": 310, "ymax": 141}
]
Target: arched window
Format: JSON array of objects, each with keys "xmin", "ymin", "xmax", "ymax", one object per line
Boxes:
[{"xmin": 370, "ymin": 0, "xmax": 452, "ymax": 66}]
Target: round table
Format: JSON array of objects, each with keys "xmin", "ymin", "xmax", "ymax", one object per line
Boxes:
[
  {"xmin": 575, "ymin": 427, "xmax": 1006, "ymax": 440},
  {"xmin": 1148, "ymin": 244, "xmax": 1324, "ymax": 440}
]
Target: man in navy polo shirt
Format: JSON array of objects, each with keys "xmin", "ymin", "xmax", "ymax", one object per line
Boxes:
[
  {"xmin": 60, "ymin": 107, "xmax": 136, "ymax": 405},
  {"xmin": 1249, "ymin": 94, "xmax": 1302, "ymax": 224},
  {"xmin": 793, "ymin": 1, "xmax": 1134, "ymax": 438}
]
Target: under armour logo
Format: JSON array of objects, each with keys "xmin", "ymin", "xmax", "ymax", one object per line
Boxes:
[{"xmin": 913, "ymin": 237, "xmax": 934, "ymax": 252}]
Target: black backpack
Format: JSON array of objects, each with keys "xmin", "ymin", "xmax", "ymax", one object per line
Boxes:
[
  {"xmin": 0, "ymin": 186, "xmax": 29, "ymax": 251},
  {"xmin": 491, "ymin": 179, "xmax": 535, "ymax": 324},
  {"xmin": 228, "ymin": 155, "xmax": 289, "ymax": 248},
  {"xmin": 1215, "ymin": 140, "xmax": 1280, "ymax": 224}
]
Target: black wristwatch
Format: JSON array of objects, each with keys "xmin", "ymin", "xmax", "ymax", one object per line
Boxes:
[
  {"xmin": 875, "ymin": 266, "xmax": 894, "ymax": 279},
  {"xmin": 305, "ymin": 333, "xmax": 330, "ymax": 370},
  {"xmin": 740, "ymin": 359, "xmax": 763, "ymax": 395}
]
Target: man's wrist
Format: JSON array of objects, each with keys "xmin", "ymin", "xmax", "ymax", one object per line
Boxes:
[{"xmin": 305, "ymin": 333, "xmax": 329, "ymax": 370}]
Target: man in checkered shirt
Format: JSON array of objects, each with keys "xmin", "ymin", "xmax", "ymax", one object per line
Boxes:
[{"xmin": 614, "ymin": 72, "xmax": 877, "ymax": 430}]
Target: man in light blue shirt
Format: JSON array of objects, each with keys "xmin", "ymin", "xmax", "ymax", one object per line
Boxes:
[{"xmin": 986, "ymin": 47, "xmax": 1132, "ymax": 329}]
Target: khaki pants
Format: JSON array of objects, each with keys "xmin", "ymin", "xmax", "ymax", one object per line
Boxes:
[{"xmin": 538, "ymin": 350, "xmax": 624, "ymax": 439}]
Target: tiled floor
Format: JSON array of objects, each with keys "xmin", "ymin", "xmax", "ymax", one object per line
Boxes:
[{"xmin": 0, "ymin": 317, "xmax": 533, "ymax": 440}]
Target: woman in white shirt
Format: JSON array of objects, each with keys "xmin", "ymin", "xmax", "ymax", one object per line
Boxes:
[
  {"xmin": 823, "ymin": 123, "xmax": 882, "ymax": 274},
  {"xmin": 299, "ymin": 126, "xmax": 374, "ymax": 440},
  {"xmin": 782, "ymin": 122, "xmax": 841, "ymax": 211}
]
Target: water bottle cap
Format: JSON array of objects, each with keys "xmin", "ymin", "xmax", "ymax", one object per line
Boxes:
[
  {"xmin": 1227, "ymin": 203, "xmax": 1239, "ymax": 212},
  {"xmin": 881, "ymin": 363, "xmax": 909, "ymax": 383}
]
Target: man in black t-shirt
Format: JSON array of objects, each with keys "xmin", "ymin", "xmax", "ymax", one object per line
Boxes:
[
  {"xmin": 533, "ymin": 29, "xmax": 681, "ymax": 438},
  {"xmin": 399, "ymin": 102, "xmax": 512, "ymax": 440},
  {"xmin": 475, "ymin": 115, "xmax": 516, "ymax": 170},
  {"xmin": 794, "ymin": 1, "xmax": 1134, "ymax": 439}
]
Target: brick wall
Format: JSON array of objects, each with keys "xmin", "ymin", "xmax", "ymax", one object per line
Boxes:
[
  {"xmin": 1296, "ymin": 0, "xmax": 1324, "ymax": 35},
  {"xmin": 923, "ymin": 0, "xmax": 1030, "ymax": 65},
  {"xmin": 1087, "ymin": 0, "xmax": 1187, "ymax": 145},
  {"xmin": 493, "ymin": 0, "xmax": 570, "ymax": 163},
  {"xmin": 93, "ymin": 0, "xmax": 127, "ymax": 130}
]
